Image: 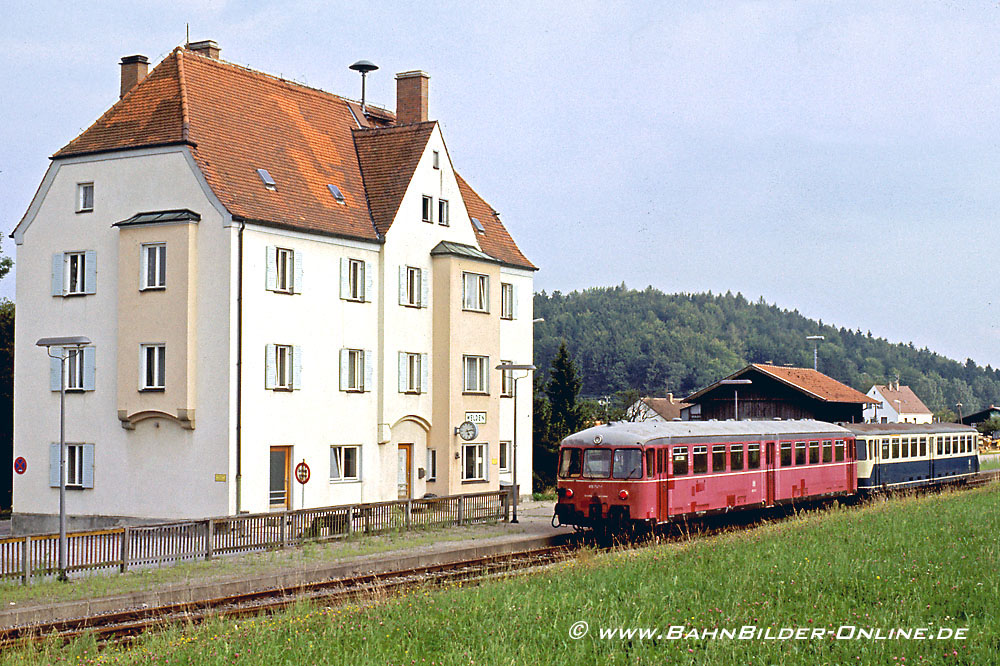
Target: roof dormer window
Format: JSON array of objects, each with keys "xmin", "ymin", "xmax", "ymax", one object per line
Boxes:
[
  {"xmin": 256, "ymin": 168, "xmax": 277, "ymax": 191},
  {"xmin": 471, "ymin": 217, "xmax": 485, "ymax": 234},
  {"xmin": 328, "ymin": 184, "xmax": 346, "ymax": 204}
]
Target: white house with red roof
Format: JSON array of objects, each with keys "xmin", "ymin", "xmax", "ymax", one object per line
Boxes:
[
  {"xmin": 863, "ymin": 382, "xmax": 933, "ymax": 424},
  {"xmin": 10, "ymin": 42, "xmax": 535, "ymax": 533}
]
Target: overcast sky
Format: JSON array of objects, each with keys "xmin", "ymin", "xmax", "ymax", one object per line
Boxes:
[{"xmin": 2, "ymin": 1, "xmax": 999, "ymax": 367}]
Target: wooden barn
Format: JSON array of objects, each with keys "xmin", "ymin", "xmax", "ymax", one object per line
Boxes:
[{"xmin": 681, "ymin": 364, "xmax": 878, "ymax": 423}]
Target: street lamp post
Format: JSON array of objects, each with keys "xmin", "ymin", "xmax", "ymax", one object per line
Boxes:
[
  {"xmin": 36, "ymin": 336, "xmax": 91, "ymax": 582},
  {"xmin": 719, "ymin": 379, "xmax": 752, "ymax": 420},
  {"xmin": 496, "ymin": 363, "xmax": 535, "ymax": 524},
  {"xmin": 806, "ymin": 335, "xmax": 825, "ymax": 371}
]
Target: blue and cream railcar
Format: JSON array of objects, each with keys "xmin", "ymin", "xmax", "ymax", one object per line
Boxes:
[{"xmin": 846, "ymin": 423, "xmax": 979, "ymax": 493}]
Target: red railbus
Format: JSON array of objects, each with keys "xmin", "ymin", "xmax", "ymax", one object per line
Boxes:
[{"xmin": 554, "ymin": 420, "xmax": 856, "ymax": 529}]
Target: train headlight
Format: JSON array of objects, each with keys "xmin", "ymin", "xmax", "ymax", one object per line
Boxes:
[
  {"xmin": 618, "ymin": 490, "xmax": 629, "ymax": 500},
  {"xmin": 558, "ymin": 487, "xmax": 574, "ymax": 499}
]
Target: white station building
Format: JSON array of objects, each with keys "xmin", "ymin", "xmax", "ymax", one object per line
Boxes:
[{"xmin": 11, "ymin": 42, "xmax": 535, "ymax": 533}]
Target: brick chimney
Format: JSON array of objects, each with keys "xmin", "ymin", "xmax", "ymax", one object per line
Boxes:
[
  {"xmin": 119, "ymin": 55, "xmax": 149, "ymax": 98},
  {"xmin": 187, "ymin": 40, "xmax": 221, "ymax": 60},
  {"xmin": 395, "ymin": 70, "xmax": 430, "ymax": 124}
]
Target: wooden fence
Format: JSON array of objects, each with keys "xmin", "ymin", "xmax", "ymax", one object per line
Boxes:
[{"xmin": 0, "ymin": 489, "xmax": 511, "ymax": 584}]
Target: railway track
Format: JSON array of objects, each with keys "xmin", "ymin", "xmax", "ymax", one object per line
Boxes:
[{"xmin": 0, "ymin": 545, "xmax": 575, "ymax": 648}]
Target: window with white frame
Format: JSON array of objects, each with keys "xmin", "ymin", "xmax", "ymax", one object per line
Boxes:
[
  {"xmin": 49, "ymin": 347, "xmax": 95, "ymax": 392},
  {"xmin": 141, "ymin": 344, "xmax": 166, "ymax": 390},
  {"xmin": 500, "ymin": 441, "xmax": 511, "ymax": 473},
  {"xmin": 65, "ymin": 348, "xmax": 86, "ymax": 391},
  {"xmin": 340, "ymin": 348, "xmax": 370, "ymax": 392},
  {"xmin": 462, "ymin": 443, "xmax": 487, "ymax": 481},
  {"xmin": 343, "ymin": 258, "xmax": 366, "ymax": 301},
  {"xmin": 66, "ymin": 444, "xmax": 85, "ymax": 488},
  {"xmin": 77, "ymin": 183, "xmax": 94, "ymax": 212},
  {"xmin": 427, "ymin": 449, "xmax": 437, "ymax": 481},
  {"xmin": 401, "ymin": 265, "xmax": 424, "ymax": 307},
  {"xmin": 422, "ymin": 195, "xmax": 433, "ymax": 222},
  {"xmin": 462, "ymin": 272, "xmax": 489, "ymax": 312},
  {"xmin": 66, "ymin": 252, "xmax": 87, "ymax": 294},
  {"xmin": 265, "ymin": 246, "xmax": 301, "ymax": 294},
  {"xmin": 50, "ymin": 443, "xmax": 93, "ymax": 489},
  {"xmin": 276, "ymin": 345, "xmax": 292, "ymax": 390},
  {"xmin": 463, "ymin": 355, "xmax": 489, "ymax": 394},
  {"xmin": 265, "ymin": 344, "xmax": 301, "ymax": 391},
  {"xmin": 52, "ymin": 251, "xmax": 97, "ymax": 297},
  {"xmin": 500, "ymin": 282, "xmax": 516, "ymax": 320},
  {"xmin": 438, "ymin": 199, "xmax": 449, "ymax": 226},
  {"xmin": 500, "ymin": 360, "xmax": 514, "ymax": 398},
  {"xmin": 399, "ymin": 352, "xmax": 427, "ymax": 393},
  {"xmin": 432, "ymin": 151, "xmax": 440, "ymax": 169},
  {"xmin": 141, "ymin": 243, "xmax": 166, "ymax": 290},
  {"xmin": 330, "ymin": 445, "xmax": 360, "ymax": 482}
]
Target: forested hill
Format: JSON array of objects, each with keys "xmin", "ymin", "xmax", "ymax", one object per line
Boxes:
[{"xmin": 533, "ymin": 286, "xmax": 1000, "ymax": 415}]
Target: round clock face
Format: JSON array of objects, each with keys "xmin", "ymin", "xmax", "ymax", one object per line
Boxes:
[{"xmin": 458, "ymin": 421, "xmax": 479, "ymax": 441}]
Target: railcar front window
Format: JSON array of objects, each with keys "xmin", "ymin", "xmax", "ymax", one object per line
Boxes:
[
  {"xmin": 672, "ymin": 447, "xmax": 688, "ymax": 475},
  {"xmin": 613, "ymin": 449, "xmax": 642, "ymax": 479},
  {"xmin": 693, "ymin": 446, "xmax": 708, "ymax": 474},
  {"xmin": 559, "ymin": 449, "xmax": 582, "ymax": 478},
  {"xmin": 730, "ymin": 444, "xmax": 744, "ymax": 471},
  {"xmin": 780, "ymin": 442, "xmax": 792, "ymax": 467},
  {"xmin": 582, "ymin": 449, "xmax": 613, "ymax": 478},
  {"xmin": 747, "ymin": 444, "xmax": 761, "ymax": 469}
]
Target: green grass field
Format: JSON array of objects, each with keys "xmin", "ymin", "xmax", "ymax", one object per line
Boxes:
[
  {"xmin": 7, "ymin": 483, "xmax": 998, "ymax": 666},
  {"xmin": 979, "ymin": 455, "xmax": 1000, "ymax": 472}
]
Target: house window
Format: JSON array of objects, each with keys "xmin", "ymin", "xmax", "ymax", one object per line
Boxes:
[
  {"xmin": 399, "ymin": 352, "xmax": 426, "ymax": 393},
  {"xmin": 66, "ymin": 444, "xmax": 86, "ymax": 488},
  {"xmin": 52, "ymin": 251, "xmax": 96, "ymax": 297},
  {"xmin": 340, "ymin": 348, "xmax": 370, "ymax": 392},
  {"xmin": 65, "ymin": 348, "xmax": 86, "ymax": 391},
  {"xmin": 141, "ymin": 243, "xmax": 167, "ymax": 290},
  {"xmin": 276, "ymin": 248, "xmax": 294, "ymax": 293},
  {"xmin": 141, "ymin": 344, "xmax": 166, "ymax": 390},
  {"xmin": 438, "ymin": 199, "xmax": 449, "ymax": 226},
  {"xmin": 462, "ymin": 272, "xmax": 489, "ymax": 312},
  {"xmin": 500, "ymin": 282, "xmax": 515, "ymax": 319},
  {"xmin": 330, "ymin": 445, "xmax": 360, "ymax": 482},
  {"xmin": 499, "ymin": 441, "xmax": 511, "ymax": 472},
  {"xmin": 49, "ymin": 443, "xmax": 93, "ymax": 489},
  {"xmin": 422, "ymin": 195, "xmax": 433, "ymax": 222},
  {"xmin": 401, "ymin": 266, "xmax": 423, "ymax": 307},
  {"xmin": 77, "ymin": 183, "xmax": 94, "ymax": 212},
  {"xmin": 427, "ymin": 449, "xmax": 437, "ymax": 481},
  {"xmin": 500, "ymin": 360, "xmax": 514, "ymax": 397},
  {"xmin": 432, "ymin": 150, "xmax": 440, "ymax": 169},
  {"xmin": 462, "ymin": 443, "xmax": 486, "ymax": 481},
  {"xmin": 275, "ymin": 345, "xmax": 293, "ymax": 390},
  {"xmin": 345, "ymin": 258, "xmax": 366, "ymax": 301},
  {"xmin": 463, "ymin": 355, "xmax": 488, "ymax": 393},
  {"xmin": 66, "ymin": 252, "xmax": 87, "ymax": 294}
]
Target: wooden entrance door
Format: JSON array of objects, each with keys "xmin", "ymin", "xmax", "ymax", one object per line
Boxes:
[
  {"xmin": 398, "ymin": 444, "xmax": 412, "ymax": 499},
  {"xmin": 269, "ymin": 446, "xmax": 291, "ymax": 510},
  {"xmin": 764, "ymin": 441, "xmax": 776, "ymax": 506}
]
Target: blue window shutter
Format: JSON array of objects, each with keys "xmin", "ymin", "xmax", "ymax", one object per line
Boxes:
[
  {"xmin": 50, "ymin": 350, "xmax": 63, "ymax": 391},
  {"xmin": 398, "ymin": 352, "xmax": 407, "ymax": 393},
  {"xmin": 420, "ymin": 269, "xmax": 429, "ymax": 308},
  {"xmin": 82, "ymin": 444, "xmax": 95, "ymax": 489},
  {"xmin": 84, "ymin": 250, "xmax": 97, "ymax": 294},
  {"xmin": 83, "ymin": 347, "xmax": 96, "ymax": 391},
  {"xmin": 49, "ymin": 443, "xmax": 61, "ymax": 487},
  {"xmin": 364, "ymin": 261, "xmax": 374, "ymax": 302},
  {"xmin": 265, "ymin": 246, "xmax": 277, "ymax": 291},
  {"xmin": 363, "ymin": 350, "xmax": 374, "ymax": 392},
  {"xmin": 420, "ymin": 353, "xmax": 429, "ymax": 393},
  {"xmin": 339, "ymin": 258, "xmax": 350, "ymax": 299},
  {"xmin": 51, "ymin": 253, "xmax": 64, "ymax": 296},
  {"xmin": 292, "ymin": 345, "xmax": 302, "ymax": 390},
  {"xmin": 293, "ymin": 251, "xmax": 304, "ymax": 294},
  {"xmin": 398, "ymin": 266, "xmax": 407, "ymax": 305},
  {"xmin": 264, "ymin": 344, "xmax": 276, "ymax": 389},
  {"xmin": 511, "ymin": 284, "xmax": 519, "ymax": 319},
  {"xmin": 339, "ymin": 348, "xmax": 350, "ymax": 391}
]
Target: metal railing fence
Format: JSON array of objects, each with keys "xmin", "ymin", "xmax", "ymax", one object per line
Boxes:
[{"xmin": 0, "ymin": 489, "xmax": 511, "ymax": 584}]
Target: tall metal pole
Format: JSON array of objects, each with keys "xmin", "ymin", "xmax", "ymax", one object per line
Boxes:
[
  {"xmin": 58, "ymin": 353, "xmax": 67, "ymax": 582},
  {"xmin": 512, "ymin": 376, "xmax": 519, "ymax": 524},
  {"xmin": 734, "ymin": 388, "xmax": 739, "ymax": 421}
]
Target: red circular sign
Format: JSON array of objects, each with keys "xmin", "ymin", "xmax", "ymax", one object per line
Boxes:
[
  {"xmin": 294, "ymin": 461, "xmax": 310, "ymax": 484},
  {"xmin": 13, "ymin": 457, "xmax": 27, "ymax": 475}
]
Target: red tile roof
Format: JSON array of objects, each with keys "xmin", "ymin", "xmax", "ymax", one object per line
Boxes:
[
  {"xmin": 51, "ymin": 46, "xmax": 535, "ymax": 269},
  {"xmin": 750, "ymin": 364, "xmax": 879, "ymax": 404},
  {"xmin": 871, "ymin": 384, "xmax": 931, "ymax": 414}
]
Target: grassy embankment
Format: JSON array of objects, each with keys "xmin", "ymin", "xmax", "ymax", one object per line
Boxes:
[
  {"xmin": 7, "ymin": 483, "xmax": 998, "ymax": 666},
  {"xmin": 978, "ymin": 455, "xmax": 1000, "ymax": 472}
]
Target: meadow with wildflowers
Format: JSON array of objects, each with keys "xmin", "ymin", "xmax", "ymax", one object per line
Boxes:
[{"xmin": 5, "ymin": 483, "xmax": 998, "ymax": 665}]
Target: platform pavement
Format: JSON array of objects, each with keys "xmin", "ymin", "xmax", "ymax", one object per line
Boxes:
[{"xmin": 0, "ymin": 499, "xmax": 567, "ymax": 629}]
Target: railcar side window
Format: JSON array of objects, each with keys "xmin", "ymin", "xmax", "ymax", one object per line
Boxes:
[
  {"xmin": 935, "ymin": 437, "xmax": 942, "ymax": 456},
  {"xmin": 808, "ymin": 441, "xmax": 819, "ymax": 464},
  {"xmin": 582, "ymin": 449, "xmax": 612, "ymax": 478},
  {"xmin": 780, "ymin": 442, "xmax": 792, "ymax": 467},
  {"xmin": 891, "ymin": 438, "xmax": 899, "ymax": 459},
  {"xmin": 795, "ymin": 442, "xmax": 806, "ymax": 466},
  {"xmin": 646, "ymin": 449, "xmax": 656, "ymax": 477},
  {"xmin": 712, "ymin": 445, "xmax": 726, "ymax": 472},
  {"xmin": 613, "ymin": 449, "xmax": 642, "ymax": 480},
  {"xmin": 919, "ymin": 437, "xmax": 927, "ymax": 457},
  {"xmin": 836, "ymin": 439, "xmax": 846, "ymax": 462},
  {"xmin": 731, "ymin": 444, "xmax": 744, "ymax": 470},
  {"xmin": 693, "ymin": 446, "xmax": 708, "ymax": 474},
  {"xmin": 882, "ymin": 439, "xmax": 890, "ymax": 460},
  {"xmin": 945, "ymin": 437, "xmax": 951, "ymax": 455},
  {"xmin": 822, "ymin": 440, "xmax": 833, "ymax": 463},
  {"xmin": 747, "ymin": 443, "xmax": 761, "ymax": 469},
  {"xmin": 559, "ymin": 449, "xmax": 582, "ymax": 478},
  {"xmin": 672, "ymin": 447, "xmax": 688, "ymax": 476}
]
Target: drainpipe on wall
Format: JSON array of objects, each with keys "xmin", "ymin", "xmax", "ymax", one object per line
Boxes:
[{"xmin": 236, "ymin": 219, "xmax": 246, "ymax": 513}]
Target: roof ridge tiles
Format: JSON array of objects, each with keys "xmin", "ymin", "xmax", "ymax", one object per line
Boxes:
[{"xmin": 176, "ymin": 48, "xmax": 191, "ymax": 143}]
